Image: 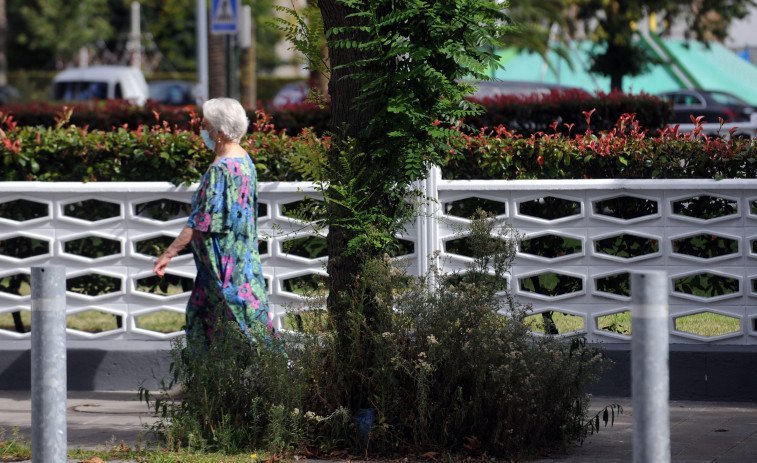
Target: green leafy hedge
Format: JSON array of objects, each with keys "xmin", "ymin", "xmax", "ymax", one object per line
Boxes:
[
  {"xmin": 1, "ymin": 108, "xmax": 754, "ymax": 184},
  {"xmin": 444, "ymin": 112, "xmax": 757, "ymax": 180},
  {"xmin": 0, "ymin": 109, "xmax": 314, "ymax": 184}
]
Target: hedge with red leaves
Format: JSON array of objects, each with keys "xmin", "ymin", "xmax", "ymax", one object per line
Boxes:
[
  {"xmin": 466, "ymin": 89, "xmax": 673, "ymax": 137},
  {"xmin": 1, "ymin": 107, "xmax": 752, "ymax": 184},
  {"xmin": 443, "ymin": 112, "xmax": 757, "ymax": 180},
  {"xmin": 1, "ymin": 90, "xmax": 670, "ymax": 138}
]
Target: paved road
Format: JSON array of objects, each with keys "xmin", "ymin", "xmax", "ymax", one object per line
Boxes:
[{"xmin": 1, "ymin": 392, "xmax": 756, "ymax": 462}]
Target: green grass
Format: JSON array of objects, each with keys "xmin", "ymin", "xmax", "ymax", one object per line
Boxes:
[
  {"xmin": 0, "ymin": 311, "xmax": 31, "ymax": 332},
  {"xmin": 0, "ymin": 308, "xmax": 745, "ymax": 337},
  {"xmin": 0, "ymin": 277, "xmax": 30, "ymax": 297},
  {"xmin": 597, "ymin": 311, "xmax": 632, "ymax": 335},
  {"xmin": 0, "ymin": 428, "xmax": 277, "ymax": 463},
  {"xmin": 67, "ymin": 310, "xmax": 121, "ymax": 332},
  {"xmin": 525, "ymin": 312, "xmax": 584, "ymax": 334},
  {"xmin": 675, "ymin": 312, "xmax": 741, "ymax": 337},
  {"xmin": 281, "ymin": 309, "xmax": 330, "ymax": 332},
  {"xmin": 0, "ymin": 427, "xmax": 31, "ymax": 460},
  {"xmin": 523, "ymin": 310, "xmax": 741, "ymax": 337},
  {"xmin": 0, "ymin": 309, "xmax": 185, "ymax": 334},
  {"xmin": 68, "ymin": 448, "xmax": 275, "ymax": 463},
  {"xmin": 594, "ymin": 311, "xmax": 741, "ymax": 337},
  {"xmin": 136, "ymin": 311, "xmax": 185, "ymax": 333}
]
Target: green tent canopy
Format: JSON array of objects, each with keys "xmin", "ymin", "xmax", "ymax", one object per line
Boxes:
[{"xmin": 492, "ymin": 35, "xmax": 757, "ymax": 105}]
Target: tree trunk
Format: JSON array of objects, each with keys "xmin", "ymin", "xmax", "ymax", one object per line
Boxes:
[
  {"xmin": 319, "ymin": 0, "xmax": 381, "ymax": 326},
  {"xmin": 318, "ymin": 0, "xmax": 393, "ymax": 411},
  {"xmin": 610, "ymin": 72, "xmax": 623, "ymax": 93},
  {"xmin": 0, "ymin": 0, "xmax": 7, "ymax": 86}
]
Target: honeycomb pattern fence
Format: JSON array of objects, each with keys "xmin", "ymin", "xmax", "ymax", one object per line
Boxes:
[
  {"xmin": 0, "ymin": 182, "xmax": 343, "ymax": 341},
  {"xmin": 432, "ymin": 172, "xmax": 757, "ymax": 345},
  {"xmin": 1, "ymin": 174, "xmax": 757, "ymax": 344}
]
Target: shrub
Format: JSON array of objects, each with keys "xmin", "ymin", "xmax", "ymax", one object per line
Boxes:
[
  {"xmin": 466, "ymin": 89, "xmax": 673, "ymax": 137},
  {"xmin": 1, "ymin": 89, "xmax": 669, "ymax": 138},
  {"xmin": 444, "ymin": 112, "xmax": 757, "ymax": 180},
  {"xmin": 2, "ymin": 108, "xmax": 754, "ymax": 185},
  {"xmin": 0, "ymin": 108, "xmax": 324, "ymax": 184},
  {"xmin": 0, "ymin": 100, "xmax": 197, "ymax": 131},
  {"xmin": 0, "ymin": 98, "xmax": 330, "ymax": 135},
  {"xmin": 141, "ymin": 212, "xmax": 615, "ymax": 460},
  {"xmin": 140, "ymin": 317, "xmax": 304, "ymax": 455}
]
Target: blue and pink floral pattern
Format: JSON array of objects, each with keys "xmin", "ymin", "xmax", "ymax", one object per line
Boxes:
[{"xmin": 186, "ymin": 155, "xmax": 271, "ymax": 342}]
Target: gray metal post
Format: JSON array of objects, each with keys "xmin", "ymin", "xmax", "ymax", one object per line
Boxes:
[
  {"xmin": 631, "ymin": 271, "xmax": 670, "ymax": 463},
  {"xmin": 196, "ymin": 0, "xmax": 209, "ymax": 102},
  {"xmin": 31, "ymin": 265, "xmax": 67, "ymax": 463}
]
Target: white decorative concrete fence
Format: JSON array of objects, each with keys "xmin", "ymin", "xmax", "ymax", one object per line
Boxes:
[{"xmin": 1, "ymin": 170, "xmax": 757, "ymax": 345}]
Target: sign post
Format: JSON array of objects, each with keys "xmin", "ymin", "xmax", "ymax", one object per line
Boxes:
[
  {"xmin": 211, "ymin": 0, "xmax": 240, "ymax": 35},
  {"xmin": 210, "ymin": 0, "xmax": 240, "ymax": 97}
]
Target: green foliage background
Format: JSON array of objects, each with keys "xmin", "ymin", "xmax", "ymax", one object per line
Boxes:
[{"xmin": 5, "ymin": 0, "xmax": 284, "ymax": 72}]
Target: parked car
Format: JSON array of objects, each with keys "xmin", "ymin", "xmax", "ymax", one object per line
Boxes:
[
  {"xmin": 270, "ymin": 81, "xmax": 309, "ymax": 108},
  {"xmin": 52, "ymin": 65, "xmax": 149, "ymax": 105},
  {"xmin": 467, "ymin": 80, "xmax": 591, "ymax": 100},
  {"xmin": 148, "ymin": 80, "xmax": 199, "ymax": 106},
  {"xmin": 0, "ymin": 84, "xmax": 21, "ymax": 105},
  {"xmin": 659, "ymin": 89, "xmax": 757, "ymax": 124}
]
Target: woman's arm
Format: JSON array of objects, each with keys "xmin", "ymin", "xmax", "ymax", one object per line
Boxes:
[{"xmin": 153, "ymin": 225, "xmax": 199, "ymax": 276}]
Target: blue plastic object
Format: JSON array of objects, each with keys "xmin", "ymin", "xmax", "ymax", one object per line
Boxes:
[{"xmin": 354, "ymin": 408, "xmax": 376, "ymax": 442}]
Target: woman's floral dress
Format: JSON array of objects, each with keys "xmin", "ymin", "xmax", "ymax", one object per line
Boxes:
[{"xmin": 185, "ymin": 154, "xmax": 271, "ymax": 342}]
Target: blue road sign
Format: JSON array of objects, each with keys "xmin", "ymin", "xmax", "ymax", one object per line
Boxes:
[{"xmin": 211, "ymin": 0, "xmax": 239, "ymax": 34}]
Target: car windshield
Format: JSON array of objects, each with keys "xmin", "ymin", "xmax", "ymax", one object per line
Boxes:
[
  {"xmin": 709, "ymin": 91, "xmax": 751, "ymax": 106},
  {"xmin": 666, "ymin": 93, "xmax": 704, "ymax": 106},
  {"xmin": 148, "ymin": 81, "xmax": 195, "ymax": 105},
  {"xmin": 53, "ymin": 81, "xmax": 108, "ymax": 101}
]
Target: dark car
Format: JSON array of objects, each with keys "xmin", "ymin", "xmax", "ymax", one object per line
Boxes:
[
  {"xmin": 660, "ymin": 89, "xmax": 756, "ymax": 124},
  {"xmin": 0, "ymin": 84, "xmax": 22, "ymax": 105},
  {"xmin": 147, "ymin": 80, "xmax": 198, "ymax": 106}
]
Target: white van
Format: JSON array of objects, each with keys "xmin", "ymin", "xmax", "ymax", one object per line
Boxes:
[{"xmin": 52, "ymin": 65, "xmax": 149, "ymax": 105}]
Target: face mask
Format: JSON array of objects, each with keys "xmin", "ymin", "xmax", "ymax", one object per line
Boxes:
[{"xmin": 201, "ymin": 130, "xmax": 216, "ymax": 151}]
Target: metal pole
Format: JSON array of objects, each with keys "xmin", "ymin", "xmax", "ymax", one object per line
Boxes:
[
  {"xmin": 225, "ymin": 35, "xmax": 232, "ymax": 98},
  {"xmin": 128, "ymin": 2, "xmax": 142, "ymax": 70},
  {"xmin": 31, "ymin": 265, "xmax": 67, "ymax": 463},
  {"xmin": 631, "ymin": 271, "xmax": 670, "ymax": 463},
  {"xmin": 196, "ymin": 0, "xmax": 209, "ymax": 102}
]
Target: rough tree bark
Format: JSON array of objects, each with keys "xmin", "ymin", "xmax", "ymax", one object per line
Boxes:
[
  {"xmin": 317, "ymin": 0, "xmax": 398, "ymax": 410},
  {"xmin": 0, "ymin": 0, "xmax": 7, "ymax": 86},
  {"xmin": 319, "ymin": 0, "xmax": 386, "ymax": 328}
]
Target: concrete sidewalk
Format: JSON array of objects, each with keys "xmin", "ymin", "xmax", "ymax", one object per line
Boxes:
[{"xmin": 1, "ymin": 391, "xmax": 756, "ymax": 462}]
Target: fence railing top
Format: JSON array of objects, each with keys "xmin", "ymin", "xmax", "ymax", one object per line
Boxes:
[
  {"xmin": 436, "ymin": 178, "xmax": 757, "ymax": 191},
  {"xmin": 5, "ymin": 178, "xmax": 757, "ymax": 193},
  {"xmin": 0, "ymin": 181, "xmax": 320, "ymax": 194}
]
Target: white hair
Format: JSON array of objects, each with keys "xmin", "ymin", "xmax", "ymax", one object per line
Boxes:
[{"xmin": 202, "ymin": 98, "xmax": 249, "ymax": 143}]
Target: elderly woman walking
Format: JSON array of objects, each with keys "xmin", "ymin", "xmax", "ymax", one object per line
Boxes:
[{"xmin": 153, "ymin": 97, "xmax": 271, "ymax": 342}]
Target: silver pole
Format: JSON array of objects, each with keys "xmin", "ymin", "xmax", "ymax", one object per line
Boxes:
[
  {"xmin": 128, "ymin": 2, "xmax": 142, "ymax": 69},
  {"xmin": 31, "ymin": 265, "xmax": 67, "ymax": 463},
  {"xmin": 197, "ymin": 0, "xmax": 209, "ymax": 102},
  {"xmin": 631, "ymin": 271, "xmax": 670, "ymax": 463}
]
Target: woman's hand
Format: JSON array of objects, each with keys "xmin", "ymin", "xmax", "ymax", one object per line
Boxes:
[
  {"xmin": 153, "ymin": 253, "xmax": 173, "ymax": 277},
  {"xmin": 152, "ymin": 225, "xmax": 197, "ymax": 277}
]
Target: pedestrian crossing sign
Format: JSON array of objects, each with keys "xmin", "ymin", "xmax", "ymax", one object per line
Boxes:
[{"xmin": 211, "ymin": 0, "xmax": 240, "ymax": 35}]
